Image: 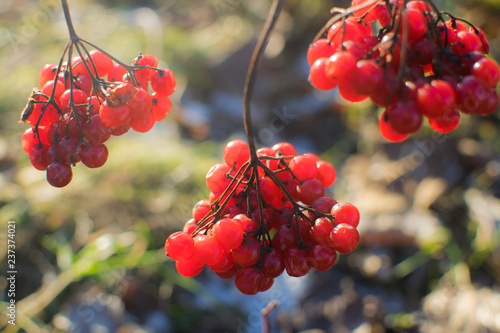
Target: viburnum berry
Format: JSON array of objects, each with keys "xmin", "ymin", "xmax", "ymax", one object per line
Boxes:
[
  {"xmin": 151, "ymin": 68, "xmax": 177, "ymax": 96},
  {"xmin": 231, "ymin": 237, "xmax": 261, "ymax": 267},
  {"xmin": 212, "ymin": 218, "xmax": 244, "ymax": 250},
  {"xmin": 307, "ymin": 1, "xmax": 499, "ymax": 141},
  {"xmin": 46, "ymin": 162, "xmax": 73, "ymax": 188},
  {"xmin": 308, "ymin": 244, "xmax": 337, "ymax": 272},
  {"xmin": 165, "ymin": 139, "xmax": 360, "ymax": 294},
  {"xmin": 330, "ymin": 223, "xmax": 360, "ymax": 254},
  {"xmin": 331, "ymin": 202, "xmax": 360, "ymax": 228},
  {"xmin": 165, "ymin": 231, "xmax": 195, "ymax": 261},
  {"xmin": 193, "ymin": 235, "xmax": 224, "ymax": 266},
  {"xmin": 22, "ymin": 42, "xmax": 177, "ymax": 188}
]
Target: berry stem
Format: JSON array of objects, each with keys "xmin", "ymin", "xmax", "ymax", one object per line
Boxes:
[
  {"xmin": 61, "ymin": 0, "xmax": 78, "ymax": 41},
  {"xmin": 243, "ymin": 0, "xmax": 284, "ymax": 161}
]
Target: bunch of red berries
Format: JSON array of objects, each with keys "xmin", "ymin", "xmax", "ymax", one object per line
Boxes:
[
  {"xmin": 21, "ymin": 51, "xmax": 176, "ymax": 187},
  {"xmin": 308, "ymin": 0, "xmax": 499, "ymax": 142},
  {"xmin": 165, "ymin": 140, "xmax": 360, "ymax": 295}
]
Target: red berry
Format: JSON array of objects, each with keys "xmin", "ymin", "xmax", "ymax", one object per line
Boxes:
[
  {"xmin": 316, "ymin": 161, "xmax": 336, "ymax": 188},
  {"xmin": 28, "ymin": 144, "xmax": 49, "ymax": 171},
  {"xmin": 193, "ymin": 234, "xmax": 224, "ymax": 265},
  {"xmin": 308, "ymin": 244, "xmax": 337, "ymax": 271},
  {"xmin": 325, "ymin": 51, "xmax": 357, "ymax": 86},
  {"xmin": 212, "ymin": 218, "xmax": 244, "ymax": 250},
  {"xmin": 165, "ymin": 231, "xmax": 195, "ymax": 261},
  {"xmin": 128, "ymin": 88, "xmax": 152, "ymax": 118},
  {"xmin": 175, "ymin": 257, "xmax": 204, "ymax": 277},
  {"xmin": 310, "ymin": 217, "xmax": 335, "ymax": 248},
  {"xmin": 386, "ymin": 100, "xmax": 423, "ymax": 134},
  {"xmin": 283, "ymin": 247, "xmax": 310, "ymax": 277},
  {"xmin": 417, "ymin": 80, "xmax": 456, "ymax": 119},
  {"xmin": 80, "ymin": 144, "xmax": 108, "ymax": 168},
  {"xmin": 99, "ymin": 102, "xmax": 132, "ymax": 129},
  {"xmin": 235, "ymin": 267, "xmax": 265, "ymax": 295},
  {"xmin": 272, "ymin": 225, "xmax": 297, "ymax": 252},
  {"xmin": 231, "ymin": 237, "xmax": 261, "ymax": 267},
  {"xmin": 307, "ymin": 39, "xmax": 336, "ymax": 66},
  {"xmin": 261, "ymin": 247, "xmax": 285, "ymax": 278},
  {"xmin": 151, "ymin": 68, "xmax": 176, "ymax": 96},
  {"xmin": 131, "ymin": 112, "xmax": 156, "ymax": 133},
  {"xmin": 331, "ymin": 202, "xmax": 360, "ymax": 228},
  {"xmin": 378, "ymin": 111, "xmax": 409, "ymax": 142},
  {"xmin": 132, "ymin": 54, "xmax": 159, "ymax": 81},
  {"xmin": 88, "ymin": 49, "xmax": 114, "ymax": 77},
  {"xmin": 223, "ymin": 140, "xmax": 250, "ymax": 170},
  {"xmin": 309, "ymin": 58, "xmax": 337, "ymax": 90},
  {"xmin": 46, "ymin": 162, "xmax": 73, "ymax": 187},
  {"xmin": 206, "ymin": 163, "xmax": 232, "ymax": 193},
  {"xmin": 330, "ymin": 223, "xmax": 360, "ymax": 254},
  {"xmin": 428, "ymin": 109, "xmax": 461, "ymax": 133},
  {"xmin": 108, "ymin": 64, "xmax": 127, "ymax": 82},
  {"xmin": 39, "ymin": 64, "xmax": 58, "ymax": 86},
  {"xmin": 151, "ymin": 93, "xmax": 173, "ymax": 121},
  {"xmin": 289, "ymin": 155, "xmax": 318, "ymax": 181},
  {"xmin": 208, "ymin": 250, "xmax": 235, "ymax": 273},
  {"xmin": 271, "ymin": 142, "xmax": 297, "ymax": 157},
  {"xmin": 472, "ymin": 58, "xmax": 500, "ymax": 88},
  {"xmin": 296, "ymin": 178, "xmax": 325, "ymax": 205}
]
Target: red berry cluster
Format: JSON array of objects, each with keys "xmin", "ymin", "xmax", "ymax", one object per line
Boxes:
[
  {"xmin": 308, "ymin": 0, "xmax": 499, "ymax": 142},
  {"xmin": 165, "ymin": 140, "xmax": 360, "ymax": 295},
  {"xmin": 21, "ymin": 51, "xmax": 176, "ymax": 187}
]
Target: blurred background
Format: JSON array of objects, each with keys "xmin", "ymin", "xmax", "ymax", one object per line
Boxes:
[{"xmin": 1, "ymin": 0, "xmax": 500, "ymax": 332}]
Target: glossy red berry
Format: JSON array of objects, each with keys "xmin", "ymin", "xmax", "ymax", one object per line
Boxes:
[
  {"xmin": 46, "ymin": 162, "xmax": 73, "ymax": 187},
  {"xmin": 151, "ymin": 68, "xmax": 176, "ymax": 96},
  {"xmin": 330, "ymin": 223, "xmax": 360, "ymax": 254},
  {"xmin": 212, "ymin": 218, "xmax": 244, "ymax": 250},
  {"xmin": 165, "ymin": 231, "xmax": 195, "ymax": 261}
]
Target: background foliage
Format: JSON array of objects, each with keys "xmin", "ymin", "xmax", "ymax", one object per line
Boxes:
[{"xmin": 1, "ymin": 0, "xmax": 500, "ymax": 332}]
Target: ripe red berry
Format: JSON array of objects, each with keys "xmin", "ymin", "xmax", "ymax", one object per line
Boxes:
[
  {"xmin": 165, "ymin": 231, "xmax": 195, "ymax": 261},
  {"xmin": 151, "ymin": 68, "xmax": 177, "ymax": 96},
  {"xmin": 235, "ymin": 266, "xmax": 265, "ymax": 295},
  {"xmin": 296, "ymin": 178, "xmax": 325, "ymax": 205},
  {"xmin": 472, "ymin": 58, "xmax": 500, "ymax": 88},
  {"xmin": 39, "ymin": 64, "xmax": 58, "ymax": 87},
  {"xmin": 193, "ymin": 234, "xmax": 224, "ymax": 265},
  {"xmin": 212, "ymin": 218, "xmax": 244, "ymax": 250},
  {"xmin": 223, "ymin": 140, "xmax": 250, "ymax": 170},
  {"xmin": 99, "ymin": 102, "xmax": 132, "ymax": 129},
  {"xmin": 206, "ymin": 162, "xmax": 232, "ymax": 193},
  {"xmin": 386, "ymin": 100, "xmax": 423, "ymax": 134},
  {"xmin": 378, "ymin": 111, "xmax": 409, "ymax": 142},
  {"xmin": 307, "ymin": 38, "xmax": 336, "ymax": 66},
  {"xmin": 309, "ymin": 58, "xmax": 338, "ymax": 90},
  {"xmin": 325, "ymin": 51, "xmax": 357, "ymax": 86},
  {"xmin": 310, "ymin": 217, "xmax": 335, "ymax": 248},
  {"xmin": 308, "ymin": 244, "xmax": 337, "ymax": 271},
  {"xmin": 428, "ymin": 109, "xmax": 461, "ymax": 133},
  {"xmin": 231, "ymin": 237, "xmax": 261, "ymax": 267},
  {"xmin": 417, "ymin": 80, "xmax": 456, "ymax": 119},
  {"xmin": 261, "ymin": 247, "xmax": 285, "ymax": 278},
  {"xmin": 330, "ymin": 223, "xmax": 360, "ymax": 254},
  {"xmin": 131, "ymin": 112, "xmax": 156, "ymax": 133},
  {"xmin": 283, "ymin": 247, "xmax": 311, "ymax": 277},
  {"xmin": 46, "ymin": 162, "xmax": 73, "ymax": 187},
  {"xmin": 175, "ymin": 257, "xmax": 204, "ymax": 277},
  {"xmin": 331, "ymin": 202, "xmax": 360, "ymax": 228},
  {"xmin": 151, "ymin": 93, "xmax": 173, "ymax": 121},
  {"xmin": 289, "ymin": 155, "xmax": 318, "ymax": 181}
]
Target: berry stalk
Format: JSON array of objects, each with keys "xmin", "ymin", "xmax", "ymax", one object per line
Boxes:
[{"xmin": 243, "ymin": 0, "xmax": 284, "ymax": 162}]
